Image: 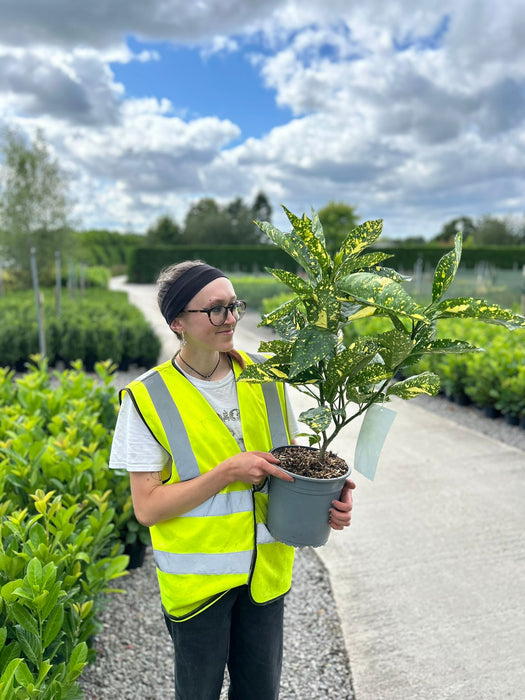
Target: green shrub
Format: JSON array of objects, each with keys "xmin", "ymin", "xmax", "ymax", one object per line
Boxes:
[
  {"xmin": 0, "ymin": 289, "xmax": 160, "ymax": 371},
  {"xmin": 127, "ymin": 245, "xmax": 300, "ymax": 283},
  {"xmin": 0, "ymin": 360, "xmax": 141, "ymax": 697}
]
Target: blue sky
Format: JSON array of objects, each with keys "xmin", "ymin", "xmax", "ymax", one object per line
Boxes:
[
  {"xmin": 0, "ymin": 0, "xmax": 524, "ymax": 239},
  {"xmin": 112, "ymin": 37, "xmax": 294, "ymax": 143}
]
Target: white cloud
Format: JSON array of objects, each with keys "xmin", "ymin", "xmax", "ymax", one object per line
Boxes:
[{"xmin": 0, "ymin": 0, "xmax": 524, "ymax": 237}]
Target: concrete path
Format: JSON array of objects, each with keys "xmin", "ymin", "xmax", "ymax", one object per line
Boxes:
[{"xmin": 112, "ymin": 277, "xmax": 525, "ymax": 700}]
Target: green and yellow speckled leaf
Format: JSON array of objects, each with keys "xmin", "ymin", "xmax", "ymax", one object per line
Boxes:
[
  {"xmin": 258, "ymin": 339, "xmax": 293, "ymax": 360},
  {"xmin": 303, "ymin": 282, "xmax": 341, "ymax": 331},
  {"xmin": 266, "ymin": 267, "xmax": 312, "ymax": 295},
  {"xmin": 352, "ymin": 363, "xmax": 393, "ymax": 387},
  {"xmin": 378, "ymin": 329, "xmax": 415, "ymax": 368},
  {"xmin": 345, "ymin": 305, "xmax": 377, "ymax": 322},
  {"xmin": 257, "ymin": 220, "xmax": 321, "ymax": 281},
  {"xmin": 237, "ymin": 362, "xmax": 288, "ymax": 384},
  {"xmin": 282, "ymin": 206, "xmax": 332, "ymax": 275},
  {"xmin": 337, "ymin": 272, "xmax": 427, "ymax": 321},
  {"xmin": 289, "ymin": 326, "xmax": 337, "ymax": 378},
  {"xmin": 259, "ymin": 297, "xmax": 302, "ymax": 326},
  {"xmin": 335, "ymin": 220, "xmax": 383, "ymax": 269},
  {"xmin": 387, "ymin": 372, "xmax": 440, "ymax": 399},
  {"xmin": 371, "ymin": 266, "xmax": 412, "ymax": 283},
  {"xmin": 299, "ymin": 406, "xmax": 332, "ymax": 432},
  {"xmin": 323, "ymin": 343, "xmax": 378, "ymax": 401},
  {"xmin": 432, "ymin": 232, "xmax": 462, "ymax": 303},
  {"xmin": 436, "ymin": 298, "xmax": 525, "ymax": 329},
  {"xmin": 338, "ymin": 251, "xmax": 394, "ymax": 277},
  {"xmin": 310, "ymin": 207, "xmax": 326, "ymax": 247},
  {"xmin": 422, "ymin": 339, "xmax": 481, "ymax": 354}
]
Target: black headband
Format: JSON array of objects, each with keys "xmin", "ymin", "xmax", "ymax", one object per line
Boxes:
[{"xmin": 160, "ymin": 264, "xmax": 227, "ymax": 325}]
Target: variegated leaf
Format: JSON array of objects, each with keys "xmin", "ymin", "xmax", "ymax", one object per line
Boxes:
[
  {"xmin": 237, "ymin": 363, "xmax": 288, "ymax": 384},
  {"xmin": 299, "ymin": 406, "xmax": 332, "ymax": 432},
  {"xmin": 337, "ymin": 272, "xmax": 427, "ymax": 321},
  {"xmin": 259, "ymin": 298, "xmax": 301, "ymax": 326},
  {"xmin": 378, "ymin": 329, "xmax": 415, "ymax": 367},
  {"xmin": 335, "ymin": 220, "xmax": 383, "ymax": 268},
  {"xmin": 282, "ymin": 206, "xmax": 332, "ymax": 275},
  {"xmin": 432, "ymin": 231, "xmax": 462, "ymax": 302},
  {"xmin": 324, "ymin": 345, "xmax": 378, "ymax": 401},
  {"xmin": 258, "ymin": 339, "xmax": 293, "ymax": 361},
  {"xmin": 266, "ymin": 267, "xmax": 312, "ymax": 295},
  {"xmin": 289, "ymin": 326, "xmax": 337, "ymax": 378},
  {"xmin": 303, "ymin": 282, "xmax": 341, "ymax": 331},
  {"xmin": 346, "ymin": 305, "xmax": 377, "ymax": 322},
  {"xmin": 258, "ymin": 220, "xmax": 321, "ymax": 281},
  {"xmin": 337, "ymin": 251, "xmax": 394, "ymax": 277},
  {"xmin": 311, "ymin": 207, "xmax": 327, "ymax": 247},
  {"xmin": 387, "ymin": 372, "xmax": 440, "ymax": 399},
  {"xmin": 371, "ymin": 266, "xmax": 412, "ymax": 283},
  {"xmin": 436, "ymin": 297, "xmax": 525, "ymax": 329},
  {"xmin": 421, "ymin": 339, "xmax": 482, "ymax": 354},
  {"xmin": 352, "ymin": 363, "xmax": 393, "ymax": 387}
]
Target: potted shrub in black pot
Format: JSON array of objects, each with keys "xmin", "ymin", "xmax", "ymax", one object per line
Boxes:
[{"xmin": 238, "ymin": 207, "xmax": 525, "ymax": 547}]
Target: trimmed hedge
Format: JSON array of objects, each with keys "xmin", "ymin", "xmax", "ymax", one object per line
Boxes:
[
  {"xmin": 374, "ymin": 245, "xmax": 525, "ymax": 271},
  {"xmin": 128, "ymin": 244, "xmax": 525, "ymax": 283},
  {"xmin": 0, "ymin": 289, "xmax": 160, "ymax": 371},
  {"xmin": 127, "ymin": 245, "xmax": 300, "ymax": 283}
]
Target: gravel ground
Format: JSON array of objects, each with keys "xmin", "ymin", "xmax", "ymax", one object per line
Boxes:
[{"xmin": 78, "ymin": 546, "xmax": 354, "ymax": 700}]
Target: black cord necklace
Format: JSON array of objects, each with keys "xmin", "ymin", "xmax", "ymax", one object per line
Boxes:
[{"xmin": 176, "ymin": 352, "xmax": 221, "ymax": 380}]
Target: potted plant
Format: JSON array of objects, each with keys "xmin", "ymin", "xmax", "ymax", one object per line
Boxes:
[{"xmin": 238, "ymin": 207, "xmax": 525, "ymax": 546}]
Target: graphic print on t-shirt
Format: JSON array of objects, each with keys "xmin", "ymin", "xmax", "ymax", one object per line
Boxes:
[{"xmin": 216, "ymin": 408, "xmax": 241, "ymax": 437}]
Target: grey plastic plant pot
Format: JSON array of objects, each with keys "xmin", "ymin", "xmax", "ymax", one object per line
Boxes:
[{"xmin": 267, "ymin": 446, "xmax": 351, "ymax": 548}]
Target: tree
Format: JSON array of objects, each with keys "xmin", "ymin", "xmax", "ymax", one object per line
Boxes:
[
  {"xmin": 0, "ymin": 128, "xmax": 71, "ymax": 287},
  {"xmin": 182, "ymin": 193, "xmax": 274, "ymax": 245},
  {"xmin": 318, "ymin": 201, "xmax": 359, "ymax": 255},
  {"xmin": 183, "ymin": 198, "xmax": 233, "ymax": 244},
  {"xmin": 252, "ymin": 191, "xmax": 272, "ymax": 224},
  {"xmin": 432, "ymin": 217, "xmax": 476, "ymax": 245},
  {"xmin": 471, "ymin": 216, "xmax": 520, "ymax": 246},
  {"xmin": 146, "ymin": 215, "xmax": 181, "ymax": 245}
]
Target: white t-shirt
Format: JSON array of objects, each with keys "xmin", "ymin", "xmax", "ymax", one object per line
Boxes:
[{"xmin": 109, "ymin": 366, "xmax": 299, "ymax": 472}]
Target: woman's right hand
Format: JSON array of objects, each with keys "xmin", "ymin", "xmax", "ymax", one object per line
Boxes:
[{"xmin": 221, "ymin": 451, "xmax": 294, "ymax": 486}]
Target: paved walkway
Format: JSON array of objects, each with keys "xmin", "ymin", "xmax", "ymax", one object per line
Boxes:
[{"xmin": 112, "ymin": 277, "xmax": 525, "ymax": 700}]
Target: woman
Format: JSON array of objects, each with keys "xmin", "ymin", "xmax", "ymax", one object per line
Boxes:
[{"xmin": 110, "ymin": 261, "xmax": 354, "ymax": 700}]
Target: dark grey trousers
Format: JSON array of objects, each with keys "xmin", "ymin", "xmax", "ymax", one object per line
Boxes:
[{"xmin": 164, "ymin": 585, "xmax": 284, "ymax": 700}]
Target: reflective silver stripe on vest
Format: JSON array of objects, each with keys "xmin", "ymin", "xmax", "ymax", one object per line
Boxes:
[
  {"xmin": 256, "ymin": 522, "xmax": 276, "ymax": 545},
  {"xmin": 244, "ymin": 352, "xmax": 289, "ymax": 448},
  {"xmin": 142, "ymin": 371, "xmax": 201, "ymax": 481},
  {"xmin": 154, "ymin": 549, "xmax": 252, "ymax": 575},
  {"xmin": 179, "ymin": 490, "xmax": 252, "ymax": 518}
]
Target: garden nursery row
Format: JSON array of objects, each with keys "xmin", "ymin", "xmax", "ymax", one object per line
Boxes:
[
  {"xmin": 0, "ymin": 358, "xmax": 147, "ymax": 698},
  {"xmin": 0, "ymin": 289, "xmax": 160, "ymax": 371}
]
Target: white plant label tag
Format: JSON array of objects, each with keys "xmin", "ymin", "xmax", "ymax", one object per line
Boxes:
[{"xmin": 354, "ymin": 404, "xmax": 397, "ymax": 481}]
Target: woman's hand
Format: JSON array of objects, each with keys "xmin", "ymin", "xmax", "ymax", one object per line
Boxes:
[
  {"xmin": 221, "ymin": 451, "xmax": 294, "ymax": 486},
  {"xmin": 329, "ymin": 478, "xmax": 356, "ymax": 530}
]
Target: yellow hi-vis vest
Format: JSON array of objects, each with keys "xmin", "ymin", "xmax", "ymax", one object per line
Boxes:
[{"xmin": 122, "ymin": 350, "xmax": 295, "ymax": 621}]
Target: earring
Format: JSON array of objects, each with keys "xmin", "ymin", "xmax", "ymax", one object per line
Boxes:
[{"xmin": 180, "ymin": 330, "xmax": 186, "ymax": 346}]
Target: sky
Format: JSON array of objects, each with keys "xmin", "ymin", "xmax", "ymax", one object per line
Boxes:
[{"xmin": 0, "ymin": 0, "xmax": 524, "ymax": 240}]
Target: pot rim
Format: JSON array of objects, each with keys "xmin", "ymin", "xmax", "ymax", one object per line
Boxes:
[{"xmin": 271, "ymin": 444, "xmax": 352, "ymax": 483}]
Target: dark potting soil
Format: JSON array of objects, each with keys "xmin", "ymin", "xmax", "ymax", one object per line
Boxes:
[{"xmin": 275, "ymin": 446, "xmax": 348, "ymax": 479}]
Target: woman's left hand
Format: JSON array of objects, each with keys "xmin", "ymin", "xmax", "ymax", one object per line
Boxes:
[{"xmin": 329, "ymin": 478, "xmax": 356, "ymax": 530}]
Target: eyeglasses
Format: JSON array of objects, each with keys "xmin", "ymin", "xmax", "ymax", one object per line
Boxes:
[{"xmin": 185, "ymin": 300, "xmax": 247, "ymax": 326}]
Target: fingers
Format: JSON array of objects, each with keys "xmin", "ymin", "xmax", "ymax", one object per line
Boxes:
[{"xmin": 329, "ymin": 480, "xmax": 355, "ymax": 530}]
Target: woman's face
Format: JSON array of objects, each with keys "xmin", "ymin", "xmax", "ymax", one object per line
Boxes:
[{"xmin": 171, "ymin": 277, "xmax": 238, "ymax": 353}]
